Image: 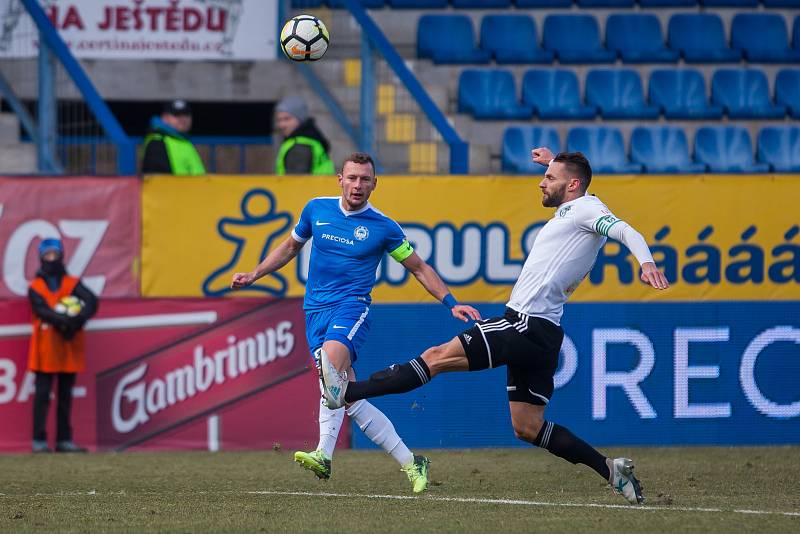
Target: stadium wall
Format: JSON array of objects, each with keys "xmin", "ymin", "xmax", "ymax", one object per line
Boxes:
[{"xmin": 0, "ymin": 174, "xmax": 798, "ymax": 450}]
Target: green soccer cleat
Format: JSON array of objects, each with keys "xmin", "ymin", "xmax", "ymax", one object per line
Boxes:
[
  {"xmin": 402, "ymin": 455, "xmax": 430, "ymax": 494},
  {"xmin": 293, "ymin": 449, "xmax": 332, "ymax": 480}
]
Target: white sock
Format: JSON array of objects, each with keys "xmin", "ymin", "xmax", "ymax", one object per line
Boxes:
[
  {"xmin": 346, "ymin": 400, "xmax": 414, "ymax": 467},
  {"xmin": 317, "ymin": 398, "xmax": 344, "ymax": 458}
]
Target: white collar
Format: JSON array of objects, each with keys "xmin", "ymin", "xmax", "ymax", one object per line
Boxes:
[{"xmin": 338, "ymin": 196, "xmax": 372, "ymax": 217}]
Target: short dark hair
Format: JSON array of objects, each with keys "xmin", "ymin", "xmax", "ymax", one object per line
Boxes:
[
  {"xmin": 340, "ymin": 152, "xmax": 375, "ymax": 175},
  {"xmin": 553, "ymin": 152, "xmax": 592, "ymax": 191}
]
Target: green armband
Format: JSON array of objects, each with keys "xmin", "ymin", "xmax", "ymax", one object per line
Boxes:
[{"xmin": 389, "ymin": 240, "xmax": 414, "ymax": 262}]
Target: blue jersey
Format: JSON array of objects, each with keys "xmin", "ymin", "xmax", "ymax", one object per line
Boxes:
[{"xmin": 291, "ymin": 197, "xmax": 414, "ymax": 311}]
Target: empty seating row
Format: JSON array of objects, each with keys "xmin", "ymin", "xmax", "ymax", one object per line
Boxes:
[
  {"xmin": 458, "ymin": 68, "xmax": 800, "ymax": 120},
  {"xmin": 502, "ymin": 125, "xmax": 800, "ymax": 174},
  {"xmin": 292, "ymin": 0, "xmax": 800, "ymax": 8},
  {"xmin": 418, "ymin": 13, "xmax": 800, "ymax": 64}
]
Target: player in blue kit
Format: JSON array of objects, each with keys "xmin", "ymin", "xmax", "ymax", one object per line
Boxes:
[{"xmin": 231, "ymin": 152, "xmax": 480, "ymax": 493}]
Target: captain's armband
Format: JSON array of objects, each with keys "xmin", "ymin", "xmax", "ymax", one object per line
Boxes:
[{"xmin": 389, "ymin": 240, "xmax": 414, "ymax": 262}]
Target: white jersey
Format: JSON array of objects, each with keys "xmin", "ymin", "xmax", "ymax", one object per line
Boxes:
[{"xmin": 507, "ymin": 195, "xmax": 624, "ymax": 325}]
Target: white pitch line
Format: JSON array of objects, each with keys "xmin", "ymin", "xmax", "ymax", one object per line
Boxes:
[{"xmin": 247, "ymin": 490, "xmax": 800, "ymax": 518}]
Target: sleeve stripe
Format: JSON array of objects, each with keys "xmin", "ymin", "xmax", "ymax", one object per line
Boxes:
[{"xmin": 291, "ymin": 229, "xmax": 309, "ymax": 243}]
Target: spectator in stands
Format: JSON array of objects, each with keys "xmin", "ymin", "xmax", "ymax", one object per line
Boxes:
[
  {"xmin": 28, "ymin": 238, "xmax": 98, "ymax": 453},
  {"xmin": 274, "ymin": 96, "xmax": 334, "ymax": 175},
  {"xmin": 141, "ymin": 99, "xmax": 206, "ymax": 175}
]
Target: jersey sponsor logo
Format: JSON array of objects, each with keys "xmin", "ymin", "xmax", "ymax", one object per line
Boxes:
[
  {"xmin": 321, "ymin": 233, "xmax": 355, "ymax": 246},
  {"xmin": 354, "ymin": 225, "xmax": 369, "ymax": 241},
  {"xmin": 315, "ymin": 221, "xmax": 331, "ymax": 226}
]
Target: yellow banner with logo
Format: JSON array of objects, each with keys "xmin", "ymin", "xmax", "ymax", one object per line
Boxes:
[{"xmin": 141, "ymin": 174, "xmax": 800, "ymax": 302}]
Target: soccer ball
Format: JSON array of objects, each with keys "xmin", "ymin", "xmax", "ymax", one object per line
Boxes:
[
  {"xmin": 280, "ymin": 15, "xmax": 329, "ymax": 62},
  {"xmin": 54, "ymin": 296, "xmax": 83, "ymax": 317}
]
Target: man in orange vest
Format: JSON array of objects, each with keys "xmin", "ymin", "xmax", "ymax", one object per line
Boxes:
[{"xmin": 28, "ymin": 238, "xmax": 98, "ymax": 453}]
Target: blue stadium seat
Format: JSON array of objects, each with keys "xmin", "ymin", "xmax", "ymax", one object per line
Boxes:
[
  {"xmin": 711, "ymin": 69, "xmax": 786, "ymax": 119},
  {"xmin": 585, "ymin": 69, "xmax": 660, "ymax": 119},
  {"xmin": 757, "ymin": 127, "xmax": 800, "ymax": 172},
  {"xmin": 795, "ymin": 16, "xmax": 800, "ymax": 50},
  {"xmin": 731, "ymin": 14, "xmax": 800, "ymax": 63},
  {"xmin": 694, "ymin": 126, "xmax": 769, "ymax": 173},
  {"xmin": 776, "ymin": 69, "xmax": 800, "ymax": 119},
  {"xmin": 762, "ymin": 0, "xmax": 800, "ymax": 5},
  {"xmin": 543, "ymin": 15, "xmax": 616, "ymax": 64},
  {"xmin": 458, "ymin": 70, "xmax": 532, "ymax": 120},
  {"xmin": 649, "ymin": 69, "xmax": 723, "ymax": 119},
  {"xmin": 566, "ymin": 127, "xmax": 642, "ymax": 173},
  {"xmin": 631, "ymin": 127, "xmax": 706, "ymax": 173},
  {"xmin": 577, "ymin": 0, "xmax": 634, "ymax": 6},
  {"xmin": 668, "ymin": 14, "xmax": 741, "ymax": 63},
  {"xmin": 516, "ymin": 0, "xmax": 572, "ymax": 5},
  {"xmin": 606, "ymin": 15, "xmax": 679, "ymax": 63},
  {"xmin": 480, "ymin": 16, "xmax": 554, "ymax": 64},
  {"xmin": 502, "ymin": 127, "xmax": 561, "ymax": 173},
  {"xmin": 522, "ymin": 70, "xmax": 596, "ymax": 120},
  {"xmin": 390, "ymin": 0, "xmax": 448, "ymax": 8},
  {"xmin": 453, "ymin": 0, "xmax": 511, "ymax": 6},
  {"xmin": 328, "ymin": 0, "xmax": 385, "ymax": 7},
  {"xmin": 417, "ymin": 15, "xmax": 490, "ymax": 64},
  {"xmin": 639, "ymin": 0, "xmax": 695, "ymax": 5},
  {"xmin": 701, "ymin": 0, "xmax": 757, "ymax": 6},
  {"xmin": 291, "ymin": 0, "xmax": 323, "ymax": 7}
]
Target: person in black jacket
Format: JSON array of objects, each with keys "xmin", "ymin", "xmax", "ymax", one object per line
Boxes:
[{"xmin": 274, "ymin": 96, "xmax": 335, "ymax": 175}]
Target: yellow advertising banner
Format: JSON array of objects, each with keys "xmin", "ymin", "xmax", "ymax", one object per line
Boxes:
[{"xmin": 141, "ymin": 174, "xmax": 800, "ymax": 302}]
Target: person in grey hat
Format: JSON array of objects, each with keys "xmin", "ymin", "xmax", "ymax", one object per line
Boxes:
[
  {"xmin": 274, "ymin": 96, "xmax": 334, "ymax": 175},
  {"xmin": 141, "ymin": 99, "xmax": 206, "ymax": 175}
]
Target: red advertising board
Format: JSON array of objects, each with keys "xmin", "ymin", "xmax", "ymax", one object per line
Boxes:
[
  {"xmin": 0, "ymin": 176, "xmax": 140, "ymax": 298},
  {"xmin": 0, "ymin": 297, "xmax": 349, "ymax": 453}
]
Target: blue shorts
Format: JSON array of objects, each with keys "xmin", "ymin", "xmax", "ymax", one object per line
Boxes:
[{"xmin": 305, "ymin": 301, "xmax": 371, "ymax": 363}]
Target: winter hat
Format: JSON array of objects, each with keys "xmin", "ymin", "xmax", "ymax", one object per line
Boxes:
[
  {"xmin": 275, "ymin": 96, "xmax": 309, "ymax": 123},
  {"xmin": 38, "ymin": 238, "xmax": 64, "ymax": 258}
]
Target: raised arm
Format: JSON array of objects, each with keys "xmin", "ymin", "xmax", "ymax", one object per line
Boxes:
[
  {"xmin": 230, "ymin": 236, "xmax": 305, "ymax": 289},
  {"xmin": 605, "ymin": 223, "xmax": 670, "ymax": 290},
  {"xmin": 400, "ymin": 252, "xmax": 481, "ymax": 322}
]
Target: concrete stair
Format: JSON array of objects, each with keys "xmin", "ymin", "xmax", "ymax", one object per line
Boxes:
[{"xmin": 0, "ymin": 108, "xmax": 36, "ymax": 174}]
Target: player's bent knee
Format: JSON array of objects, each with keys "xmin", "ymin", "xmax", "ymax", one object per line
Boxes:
[{"xmin": 512, "ymin": 416, "xmax": 545, "ymax": 444}]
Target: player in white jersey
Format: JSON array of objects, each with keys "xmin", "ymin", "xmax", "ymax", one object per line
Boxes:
[{"xmin": 318, "ymin": 149, "xmax": 669, "ymax": 505}]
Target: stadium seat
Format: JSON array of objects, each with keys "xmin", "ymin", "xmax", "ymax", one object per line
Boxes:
[
  {"xmin": 757, "ymin": 127, "xmax": 800, "ymax": 172},
  {"xmin": 731, "ymin": 14, "xmax": 800, "ymax": 63},
  {"xmin": 631, "ymin": 127, "xmax": 706, "ymax": 173},
  {"xmin": 390, "ymin": 0, "xmax": 447, "ymax": 7},
  {"xmin": 762, "ymin": 0, "xmax": 800, "ymax": 5},
  {"xmin": 453, "ymin": 0, "xmax": 511, "ymax": 6},
  {"xmin": 480, "ymin": 16, "xmax": 554, "ymax": 64},
  {"xmin": 639, "ymin": 0, "xmax": 695, "ymax": 5},
  {"xmin": 516, "ymin": 0, "xmax": 572, "ymax": 5},
  {"xmin": 543, "ymin": 15, "xmax": 616, "ymax": 64},
  {"xmin": 566, "ymin": 127, "xmax": 642, "ymax": 173},
  {"xmin": 606, "ymin": 15, "xmax": 679, "ymax": 63},
  {"xmin": 668, "ymin": 14, "xmax": 741, "ymax": 63},
  {"xmin": 328, "ymin": 0, "xmax": 385, "ymax": 7},
  {"xmin": 417, "ymin": 15, "xmax": 490, "ymax": 64},
  {"xmin": 291, "ymin": 0, "xmax": 324, "ymax": 6},
  {"xmin": 701, "ymin": 0, "xmax": 757, "ymax": 6},
  {"xmin": 649, "ymin": 69, "xmax": 723, "ymax": 119},
  {"xmin": 776, "ymin": 69, "xmax": 800, "ymax": 119},
  {"xmin": 795, "ymin": 16, "xmax": 800, "ymax": 50},
  {"xmin": 585, "ymin": 69, "xmax": 660, "ymax": 119},
  {"xmin": 577, "ymin": 0, "xmax": 635, "ymax": 6},
  {"xmin": 711, "ymin": 69, "xmax": 786, "ymax": 119},
  {"xmin": 458, "ymin": 69, "xmax": 532, "ymax": 120},
  {"xmin": 522, "ymin": 69, "xmax": 596, "ymax": 120},
  {"xmin": 694, "ymin": 126, "xmax": 769, "ymax": 173},
  {"xmin": 502, "ymin": 127, "xmax": 561, "ymax": 174}
]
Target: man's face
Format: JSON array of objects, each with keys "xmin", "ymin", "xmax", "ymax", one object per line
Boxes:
[
  {"xmin": 162, "ymin": 113, "xmax": 192, "ymax": 133},
  {"xmin": 276, "ymin": 111, "xmax": 300, "ymax": 137},
  {"xmin": 41, "ymin": 250, "xmax": 61, "ymax": 262},
  {"xmin": 338, "ymin": 161, "xmax": 377, "ymax": 211},
  {"xmin": 538, "ymin": 161, "xmax": 577, "ymax": 208}
]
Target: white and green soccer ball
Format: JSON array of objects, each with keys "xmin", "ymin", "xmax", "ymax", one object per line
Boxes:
[
  {"xmin": 54, "ymin": 295, "xmax": 83, "ymax": 317},
  {"xmin": 280, "ymin": 15, "xmax": 330, "ymax": 62}
]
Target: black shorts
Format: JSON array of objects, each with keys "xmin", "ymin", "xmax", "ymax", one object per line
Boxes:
[{"xmin": 457, "ymin": 307, "xmax": 564, "ymax": 406}]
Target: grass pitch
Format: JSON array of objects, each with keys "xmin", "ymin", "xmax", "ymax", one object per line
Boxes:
[{"xmin": 1, "ymin": 447, "xmax": 798, "ymax": 532}]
